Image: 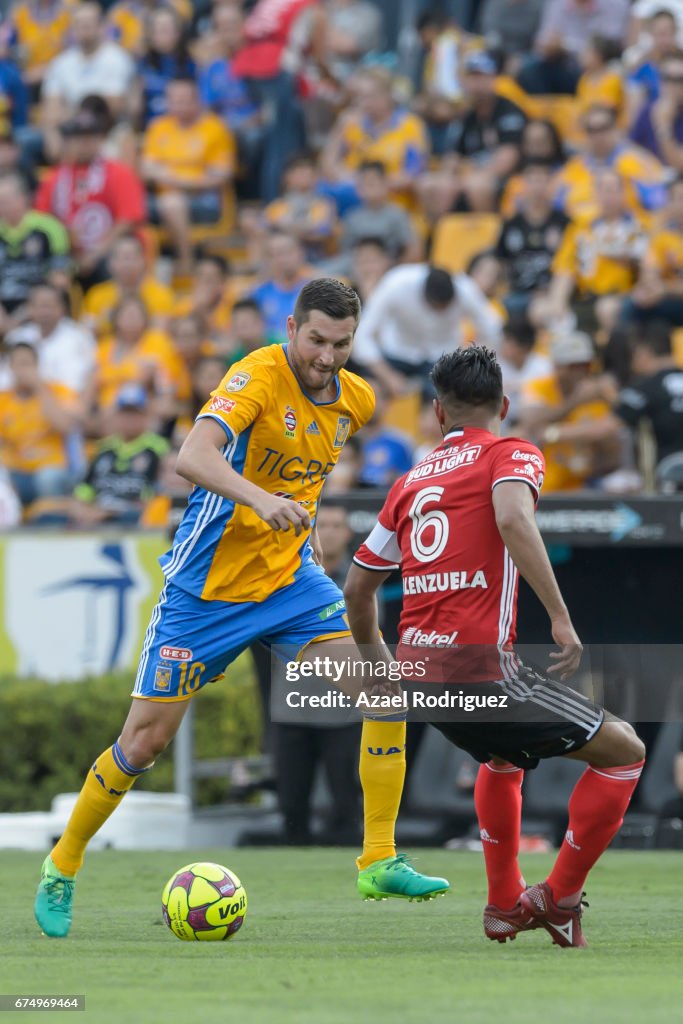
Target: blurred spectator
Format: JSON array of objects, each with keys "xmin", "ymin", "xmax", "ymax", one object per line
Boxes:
[
  {"xmin": 9, "ymin": 0, "xmax": 73, "ymax": 96},
  {"xmin": 81, "ymin": 233, "xmax": 175, "ymax": 337},
  {"xmin": 322, "ymin": 0, "xmax": 383, "ymax": 84},
  {"xmin": 172, "ymin": 254, "xmax": 234, "ymax": 349},
  {"xmin": 35, "ymin": 110, "xmax": 147, "ymax": 287},
  {"xmin": 481, "ymin": 0, "xmax": 543, "ymax": 60},
  {"xmin": 338, "ymin": 160, "xmax": 417, "ymax": 264},
  {"xmin": 498, "ymin": 317, "xmax": 552, "ymax": 426},
  {"xmin": 347, "ymin": 235, "xmax": 393, "ymax": 304},
  {"xmin": 538, "ymin": 169, "xmax": 648, "ymax": 335},
  {"xmin": 190, "ymin": 354, "xmax": 228, "ymax": 420},
  {"xmin": 0, "ymin": 34, "xmax": 28, "ymax": 132},
  {"xmin": 324, "ymin": 432, "xmax": 361, "ymax": 492},
  {"xmin": 89, "ymin": 294, "xmax": 183, "ymax": 418},
  {"xmin": 357, "ymin": 384, "xmax": 414, "ymax": 487},
  {"xmin": 198, "ymin": 2, "xmax": 265, "ymax": 197},
  {"xmin": 631, "ymin": 49, "xmax": 683, "ymax": 169},
  {"xmin": 554, "ymin": 104, "xmax": 668, "ymax": 223},
  {"xmin": 263, "ymin": 153, "xmax": 337, "ymax": 263},
  {"xmin": 576, "ymin": 35, "xmax": 626, "ymax": 119},
  {"xmin": 627, "ymin": 175, "xmax": 683, "ymax": 325},
  {"xmin": 627, "ymin": 8, "xmax": 679, "ymax": 109},
  {"xmin": 142, "ymin": 77, "xmax": 235, "ymax": 275},
  {"xmin": 0, "ymin": 465, "xmax": 21, "ymax": 528},
  {"xmin": 518, "ymin": 330, "xmax": 620, "ymax": 491},
  {"xmin": 0, "ymin": 341, "xmax": 81, "ymax": 505},
  {"xmin": 321, "ymin": 66, "xmax": 429, "ymax": 211},
  {"xmin": 229, "ymin": 0, "xmax": 312, "ymax": 201},
  {"xmin": 499, "ymin": 117, "xmax": 567, "ymax": 217},
  {"xmin": 229, "ymin": 298, "xmax": 275, "ymax": 360},
  {"xmin": 413, "ymin": 7, "xmax": 467, "ymax": 142},
  {"xmin": 4, "ymin": 283, "xmax": 95, "ymax": 394},
  {"xmin": 0, "ymin": 125, "xmax": 37, "ymax": 191},
  {"xmin": 168, "ymin": 313, "xmax": 206, "ymax": 381},
  {"xmin": 520, "ymin": 0, "xmax": 630, "ymax": 96},
  {"xmin": 41, "ymin": 2, "xmax": 135, "ymax": 159},
  {"xmin": 0, "ymin": 171, "xmax": 70, "ymax": 326},
  {"xmin": 250, "ymin": 231, "xmax": 312, "ymax": 341},
  {"xmin": 444, "ymin": 51, "xmax": 526, "ymax": 213},
  {"xmin": 70, "ymin": 384, "xmax": 169, "ymax": 528},
  {"xmin": 413, "ymin": 392, "xmax": 445, "ymax": 462},
  {"xmin": 107, "ymin": 0, "xmax": 192, "ymax": 59},
  {"xmin": 135, "ymin": 6, "xmax": 196, "ymax": 127},
  {"xmin": 495, "ymin": 158, "xmax": 570, "ymax": 316},
  {"xmin": 352, "ymin": 264, "xmax": 502, "ymax": 397},
  {"xmin": 579, "ymin": 321, "xmax": 683, "ymax": 467}
]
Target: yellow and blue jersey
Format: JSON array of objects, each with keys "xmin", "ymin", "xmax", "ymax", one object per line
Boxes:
[
  {"xmin": 160, "ymin": 343, "xmax": 375, "ymax": 603},
  {"xmin": 554, "ymin": 144, "xmax": 668, "ymax": 222}
]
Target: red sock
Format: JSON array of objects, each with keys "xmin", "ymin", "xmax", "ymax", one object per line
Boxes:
[
  {"xmin": 475, "ymin": 761, "xmax": 525, "ymax": 910},
  {"xmin": 547, "ymin": 760, "xmax": 645, "ymax": 903}
]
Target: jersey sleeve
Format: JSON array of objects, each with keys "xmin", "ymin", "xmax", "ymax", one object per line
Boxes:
[
  {"xmin": 489, "ymin": 438, "xmax": 545, "ymax": 500},
  {"xmin": 353, "ymin": 481, "xmax": 402, "ymax": 571},
  {"xmin": 196, "ymin": 359, "xmax": 270, "ymax": 441}
]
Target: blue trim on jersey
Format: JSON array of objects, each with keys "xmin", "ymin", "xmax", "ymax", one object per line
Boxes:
[
  {"xmin": 283, "ymin": 343, "xmax": 341, "ymax": 405},
  {"xmin": 196, "ymin": 412, "xmax": 234, "ymax": 442},
  {"xmin": 160, "ymin": 426, "xmax": 253, "ymax": 589}
]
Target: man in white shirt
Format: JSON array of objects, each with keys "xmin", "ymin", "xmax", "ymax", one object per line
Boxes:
[
  {"xmin": 352, "ymin": 263, "xmax": 503, "ymax": 395},
  {"xmin": 41, "ymin": 2, "xmax": 135, "ymax": 159},
  {"xmin": 498, "ymin": 318, "xmax": 552, "ymax": 428},
  {"xmin": 2, "ymin": 283, "xmax": 96, "ymax": 394}
]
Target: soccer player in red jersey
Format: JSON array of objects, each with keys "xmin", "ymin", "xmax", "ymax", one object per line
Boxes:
[{"xmin": 344, "ymin": 346, "xmax": 646, "ymax": 948}]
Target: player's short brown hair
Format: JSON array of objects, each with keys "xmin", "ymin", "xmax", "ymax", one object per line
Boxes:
[{"xmin": 293, "ymin": 279, "xmax": 361, "ymax": 328}]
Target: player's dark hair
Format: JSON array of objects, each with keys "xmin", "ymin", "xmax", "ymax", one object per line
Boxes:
[
  {"xmin": 293, "ymin": 278, "xmax": 361, "ymax": 327},
  {"xmin": 634, "ymin": 320, "xmax": 672, "ymax": 357},
  {"xmin": 232, "ymin": 297, "xmax": 263, "ymax": 317},
  {"xmin": 431, "ymin": 346, "xmax": 503, "ymax": 414},
  {"xmin": 503, "ymin": 317, "xmax": 536, "ymax": 351},
  {"xmin": 424, "ymin": 267, "xmax": 455, "ymax": 308}
]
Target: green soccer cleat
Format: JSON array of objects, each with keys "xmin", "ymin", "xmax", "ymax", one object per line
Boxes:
[
  {"xmin": 34, "ymin": 856, "xmax": 76, "ymax": 938},
  {"xmin": 357, "ymin": 853, "xmax": 450, "ymax": 902}
]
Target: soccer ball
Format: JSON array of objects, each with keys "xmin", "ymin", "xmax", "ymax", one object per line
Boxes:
[{"xmin": 162, "ymin": 862, "xmax": 247, "ymax": 941}]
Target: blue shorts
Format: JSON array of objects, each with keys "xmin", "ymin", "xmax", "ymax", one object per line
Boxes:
[{"xmin": 132, "ymin": 561, "xmax": 350, "ymax": 701}]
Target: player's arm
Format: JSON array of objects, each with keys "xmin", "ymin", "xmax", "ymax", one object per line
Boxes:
[
  {"xmin": 176, "ymin": 418, "xmax": 310, "ymax": 534},
  {"xmin": 492, "ymin": 481, "xmax": 582, "ymax": 679},
  {"xmin": 343, "ymin": 562, "xmax": 391, "ymax": 647}
]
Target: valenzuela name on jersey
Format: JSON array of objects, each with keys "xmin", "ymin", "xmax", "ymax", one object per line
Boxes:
[{"xmin": 160, "ymin": 344, "xmax": 375, "ymax": 603}]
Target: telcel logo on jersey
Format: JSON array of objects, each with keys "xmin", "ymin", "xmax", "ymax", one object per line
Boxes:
[
  {"xmin": 401, "ymin": 626, "xmax": 459, "ymax": 648},
  {"xmin": 405, "ymin": 446, "xmax": 481, "ymax": 485},
  {"xmin": 403, "ymin": 570, "xmax": 488, "ymax": 594},
  {"xmin": 284, "ymin": 406, "xmax": 297, "ymax": 438}
]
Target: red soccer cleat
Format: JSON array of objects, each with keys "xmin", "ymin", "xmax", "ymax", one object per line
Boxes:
[
  {"xmin": 519, "ymin": 882, "xmax": 588, "ymax": 948},
  {"xmin": 483, "ymin": 899, "xmax": 541, "ymax": 943}
]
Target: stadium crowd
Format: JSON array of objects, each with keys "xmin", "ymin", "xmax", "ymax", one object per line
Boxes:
[{"xmin": 0, "ymin": 0, "xmax": 682, "ymax": 529}]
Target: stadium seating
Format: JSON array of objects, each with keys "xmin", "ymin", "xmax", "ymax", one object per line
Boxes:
[{"xmin": 431, "ymin": 213, "xmax": 501, "ymax": 273}]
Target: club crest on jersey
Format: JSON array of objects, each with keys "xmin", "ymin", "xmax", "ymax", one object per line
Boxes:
[
  {"xmin": 225, "ymin": 372, "xmax": 251, "ymax": 392},
  {"xmin": 333, "ymin": 415, "xmax": 351, "ymax": 448},
  {"xmin": 210, "ymin": 395, "xmax": 236, "ymax": 414},
  {"xmin": 153, "ymin": 665, "xmax": 172, "ymax": 691},
  {"xmin": 284, "ymin": 406, "xmax": 297, "ymax": 438}
]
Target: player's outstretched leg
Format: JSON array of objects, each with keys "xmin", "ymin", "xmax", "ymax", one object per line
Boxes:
[
  {"xmin": 521, "ymin": 720, "xmax": 645, "ymax": 948},
  {"xmin": 34, "ymin": 698, "xmax": 188, "ymax": 937},
  {"xmin": 476, "ymin": 760, "xmax": 540, "ymax": 942},
  {"xmin": 356, "ymin": 715, "xmax": 449, "ymax": 902}
]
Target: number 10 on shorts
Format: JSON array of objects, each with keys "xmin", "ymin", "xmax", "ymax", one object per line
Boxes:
[{"xmin": 179, "ymin": 661, "xmax": 205, "ymax": 696}]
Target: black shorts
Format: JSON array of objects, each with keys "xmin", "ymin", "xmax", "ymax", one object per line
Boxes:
[{"xmin": 423, "ymin": 665, "xmax": 605, "ymax": 770}]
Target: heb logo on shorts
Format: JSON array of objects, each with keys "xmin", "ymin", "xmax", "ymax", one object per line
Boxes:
[
  {"xmin": 284, "ymin": 406, "xmax": 297, "ymax": 438},
  {"xmin": 225, "ymin": 372, "xmax": 251, "ymax": 392},
  {"xmin": 160, "ymin": 645, "xmax": 193, "ymax": 661},
  {"xmin": 512, "ymin": 449, "xmax": 543, "ymax": 469},
  {"xmin": 210, "ymin": 396, "xmax": 236, "ymax": 414}
]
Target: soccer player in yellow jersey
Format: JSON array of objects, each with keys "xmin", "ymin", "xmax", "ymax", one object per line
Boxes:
[{"xmin": 34, "ymin": 279, "xmax": 449, "ymax": 937}]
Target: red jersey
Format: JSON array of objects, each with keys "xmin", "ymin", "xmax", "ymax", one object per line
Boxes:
[
  {"xmin": 353, "ymin": 427, "xmax": 545, "ymax": 681},
  {"xmin": 232, "ymin": 0, "xmax": 315, "ymax": 78},
  {"xmin": 35, "ymin": 159, "xmax": 146, "ymax": 255}
]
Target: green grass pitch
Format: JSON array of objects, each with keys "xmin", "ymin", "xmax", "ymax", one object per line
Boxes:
[{"xmin": 2, "ymin": 849, "xmax": 682, "ymax": 1024}]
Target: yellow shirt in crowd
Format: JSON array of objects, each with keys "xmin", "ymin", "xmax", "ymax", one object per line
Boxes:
[
  {"xmin": 142, "ymin": 113, "xmax": 236, "ymax": 189},
  {"xmin": 82, "ymin": 278, "xmax": 176, "ymax": 336},
  {"xmin": 0, "ymin": 382, "xmax": 76, "ymax": 472}
]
